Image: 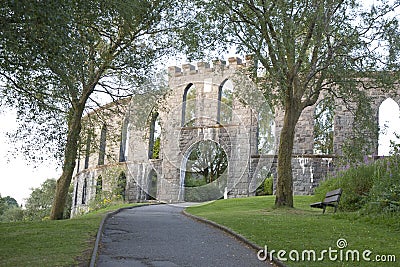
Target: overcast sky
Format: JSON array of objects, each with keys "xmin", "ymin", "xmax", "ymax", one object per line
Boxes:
[{"xmin": 0, "ymin": 111, "xmax": 60, "ymax": 205}]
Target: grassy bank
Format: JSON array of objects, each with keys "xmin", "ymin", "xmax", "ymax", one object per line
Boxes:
[
  {"xmin": 0, "ymin": 203, "xmax": 140, "ymax": 266},
  {"xmin": 186, "ymin": 196, "xmax": 399, "ymax": 267}
]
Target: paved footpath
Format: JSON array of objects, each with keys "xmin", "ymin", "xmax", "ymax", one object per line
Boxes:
[{"xmin": 96, "ymin": 204, "xmax": 272, "ymax": 267}]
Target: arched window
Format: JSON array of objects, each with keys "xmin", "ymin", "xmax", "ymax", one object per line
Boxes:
[
  {"xmin": 182, "ymin": 83, "xmax": 197, "ymax": 127},
  {"xmin": 98, "ymin": 124, "xmax": 107, "ymax": 165},
  {"xmin": 313, "ymin": 97, "xmax": 334, "ymax": 155},
  {"xmin": 84, "ymin": 133, "xmax": 91, "ymax": 169},
  {"xmin": 119, "ymin": 117, "xmax": 129, "ymax": 162},
  {"xmin": 76, "ymin": 148, "xmax": 81, "ymax": 173},
  {"xmin": 82, "ymin": 178, "xmax": 87, "ymax": 204},
  {"xmin": 96, "ymin": 175, "xmax": 102, "ymax": 196},
  {"xmin": 74, "ymin": 181, "xmax": 79, "ymax": 206},
  {"xmin": 257, "ymin": 105, "xmax": 275, "ymax": 154},
  {"xmin": 217, "ymin": 79, "xmax": 234, "ymax": 124},
  {"xmin": 378, "ymin": 98, "xmax": 400, "ymax": 156},
  {"xmin": 116, "ymin": 172, "xmax": 127, "ymax": 201},
  {"xmin": 148, "ymin": 112, "xmax": 161, "ymax": 159}
]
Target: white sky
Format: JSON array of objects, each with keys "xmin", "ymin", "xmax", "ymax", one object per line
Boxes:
[
  {"xmin": 0, "ymin": 111, "xmax": 60, "ymax": 206},
  {"xmin": 378, "ymin": 98, "xmax": 400, "ymax": 156}
]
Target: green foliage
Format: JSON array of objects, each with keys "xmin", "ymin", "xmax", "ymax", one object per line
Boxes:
[
  {"xmin": 313, "ymin": 97, "xmax": 334, "ymax": 155},
  {"xmin": 256, "ymin": 176, "xmax": 273, "ymax": 196},
  {"xmin": 88, "ymin": 170, "xmax": 129, "ymax": 212},
  {"xmin": 0, "ymin": 195, "xmax": 21, "ymax": 222},
  {"xmin": 314, "ymin": 166, "xmax": 375, "ymax": 211},
  {"xmin": 1, "ymin": 207, "xmax": 25, "ymax": 222},
  {"xmin": 315, "ymin": 170, "xmax": 374, "ymax": 214},
  {"xmin": 115, "ymin": 172, "xmax": 127, "ymax": 201},
  {"xmin": 184, "ymin": 140, "xmax": 228, "ymax": 201},
  {"xmin": 0, "ymin": 194, "xmax": 19, "ymax": 217},
  {"xmin": 89, "ymin": 191, "xmax": 124, "ymax": 212},
  {"xmin": 2, "ymin": 196, "xmax": 18, "ymax": 208},
  {"xmin": 315, "ymin": 156, "xmax": 400, "ymax": 214},
  {"xmin": 184, "ymin": 184, "xmax": 223, "ymax": 202},
  {"xmin": 24, "ymin": 179, "xmax": 72, "ymax": 221},
  {"xmin": 362, "ymin": 156, "xmax": 400, "ymax": 214},
  {"xmin": 185, "ymin": 173, "xmax": 207, "ymax": 187},
  {"xmin": 186, "ymin": 140, "xmax": 228, "ymax": 184},
  {"xmin": 96, "ymin": 175, "xmax": 103, "ymax": 197},
  {"xmin": 1, "ymin": 0, "xmax": 184, "ymax": 163},
  {"xmin": 24, "ymin": 179, "xmax": 57, "ymax": 221},
  {"xmin": 0, "ymin": 180, "xmax": 73, "ymax": 222},
  {"xmin": 0, "ymin": 199, "xmax": 4, "ymax": 218},
  {"xmin": 152, "ymin": 136, "xmax": 161, "ymax": 159}
]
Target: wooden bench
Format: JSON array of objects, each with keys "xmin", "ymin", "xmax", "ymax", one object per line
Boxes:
[{"xmin": 310, "ymin": 188, "xmax": 342, "ymax": 213}]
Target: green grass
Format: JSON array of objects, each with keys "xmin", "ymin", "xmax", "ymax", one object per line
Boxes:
[
  {"xmin": 0, "ymin": 203, "xmax": 141, "ymax": 266},
  {"xmin": 186, "ymin": 196, "xmax": 399, "ymax": 267}
]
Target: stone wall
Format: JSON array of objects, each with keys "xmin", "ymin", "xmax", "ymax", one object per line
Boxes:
[
  {"xmin": 75, "ymin": 99, "xmax": 129, "ymax": 173},
  {"xmin": 71, "ymin": 57, "xmax": 400, "ymax": 216},
  {"xmin": 71, "ymin": 163, "xmax": 128, "ymax": 217}
]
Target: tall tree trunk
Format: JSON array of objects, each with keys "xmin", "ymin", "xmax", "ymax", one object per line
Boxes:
[
  {"xmin": 275, "ymin": 101, "xmax": 302, "ymax": 208},
  {"xmin": 50, "ymin": 106, "xmax": 84, "ymax": 220}
]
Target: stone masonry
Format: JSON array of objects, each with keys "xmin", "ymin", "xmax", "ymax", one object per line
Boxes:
[{"xmin": 71, "ymin": 57, "xmax": 399, "ymax": 216}]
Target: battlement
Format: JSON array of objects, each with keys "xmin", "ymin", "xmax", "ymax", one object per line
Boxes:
[{"xmin": 168, "ymin": 56, "xmax": 248, "ymax": 77}]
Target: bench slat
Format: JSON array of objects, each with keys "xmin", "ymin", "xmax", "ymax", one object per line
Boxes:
[
  {"xmin": 325, "ymin": 188, "xmax": 342, "ymax": 198},
  {"xmin": 310, "ymin": 188, "xmax": 342, "ymax": 213},
  {"xmin": 310, "ymin": 202, "xmax": 324, "ymax": 208},
  {"xmin": 323, "ymin": 195, "xmax": 340, "ymax": 204}
]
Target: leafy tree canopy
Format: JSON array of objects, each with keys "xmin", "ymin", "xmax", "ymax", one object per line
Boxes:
[
  {"xmin": 0, "ymin": 0, "xmax": 191, "ymax": 219},
  {"xmin": 185, "ymin": 0, "xmax": 400, "ymax": 207},
  {"xmin": 24, "ymin": 178, "xmax": 73, "ymax": 220},
  {"xmin": 0, "ymin": 194, "xmax": 19, "ymax": 216},
  {"xmin": 0, "ymin": 0, "xmax": 184, "ymax": 162}
]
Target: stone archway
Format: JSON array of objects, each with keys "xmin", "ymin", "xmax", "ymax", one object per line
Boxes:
[{"xmin": 179, "ymin": 139, "xmax": 229, "ymax": 202}]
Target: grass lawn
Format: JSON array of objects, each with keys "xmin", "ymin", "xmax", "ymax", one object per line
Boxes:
[
  {"xmin": 186, "ymin": 196, "xmax": 399, "ymax": 267},
  {"xmin": 0, "ymin": 203, "xmax": 141, "ymax": 266}
]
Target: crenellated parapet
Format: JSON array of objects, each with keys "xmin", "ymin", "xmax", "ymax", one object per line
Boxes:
[{"xmin": 168, "ymin": 56, "xmax": 248, "ymax": 77}]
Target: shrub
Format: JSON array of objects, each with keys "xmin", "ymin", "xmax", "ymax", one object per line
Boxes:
[
  {"xmin": 24, "ymin": 179, "xmax": 72, "ymax": 221},
  {"xmin": 184, "ymin": 184, "xmax": 223, "ymax": 202},
  {"xmin": 362, "ymin": 156, "xmax": 400, "ymax": 214},
  {"xmin": 89, "ymin": 191, "xmax": 124, "ymax": 212},
  {"xmin": 314, "ymin": 163, "xmax": 375, "ymax": 211},
  {"xmin": 256, "ymin": 176, "xmax": 273, "ymax": 196},
  {"xmin": 315, "ymin": 155, "xmax": 400, "ymax": 214},
  {"xmin": 0, "ymin": 207, "xmax": 25, "ymax": 222}
]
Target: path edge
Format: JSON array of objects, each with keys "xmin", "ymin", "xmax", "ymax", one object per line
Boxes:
[
  {"xmin": 89, "ymin": 203, "xmax": 162, "ymax": 267},
  {"xmin": 182, "ymin": 209, "xmax": 286, "ymax": 267}
]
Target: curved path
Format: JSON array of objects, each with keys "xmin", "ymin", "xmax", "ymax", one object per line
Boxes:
[{"xmin": 96, "ymin": 204, "xmax": 272, "ymax": 267}]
